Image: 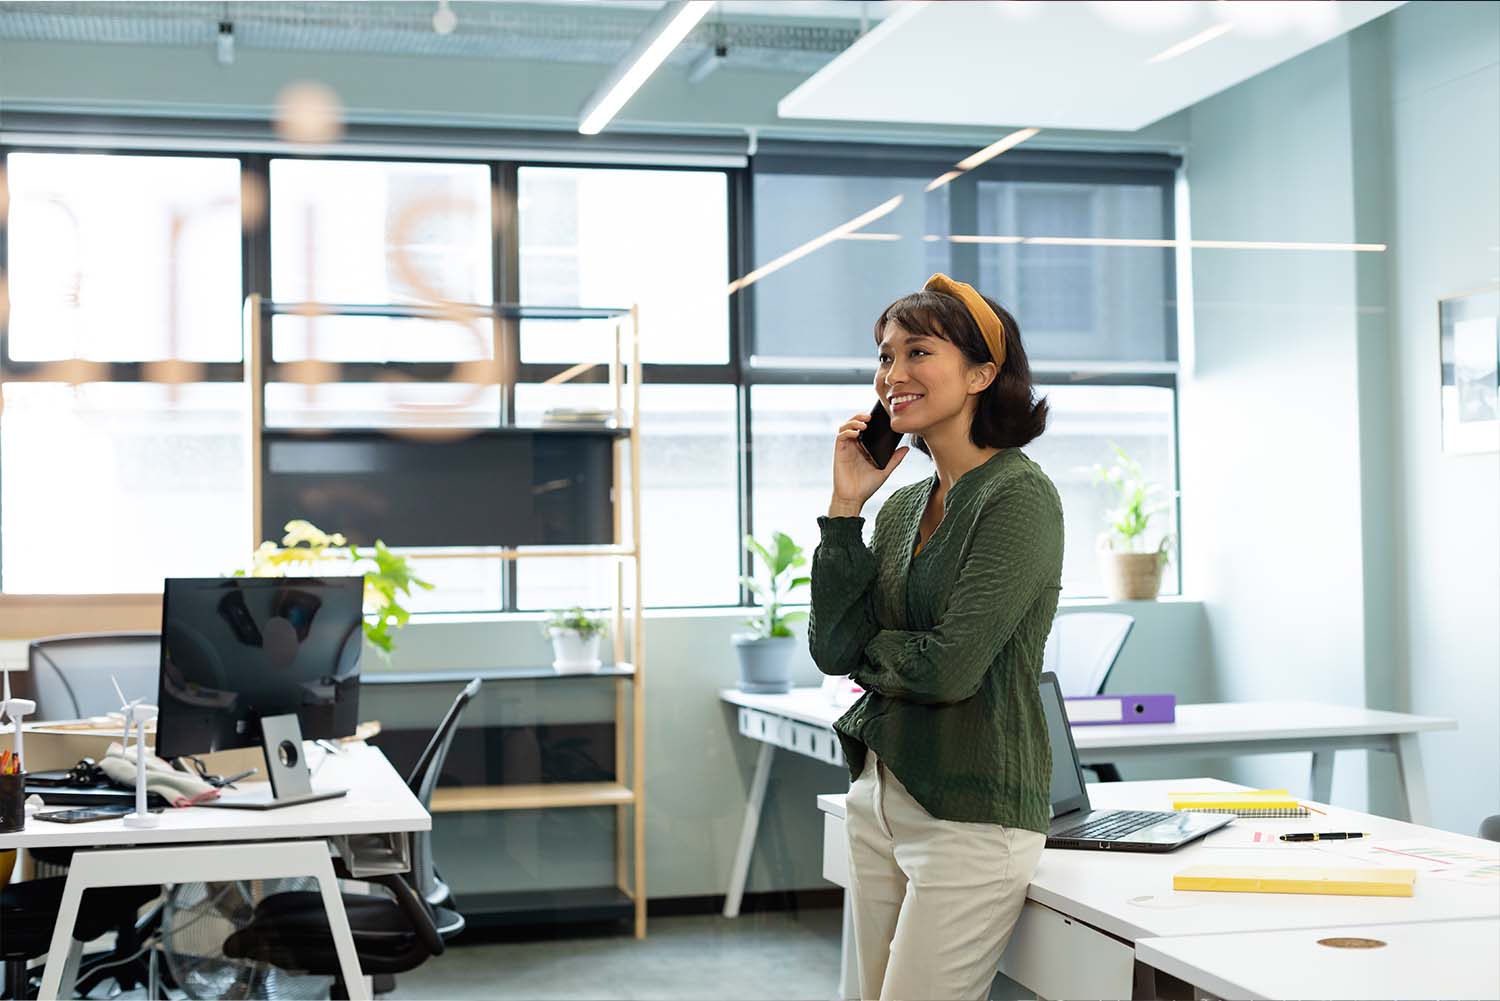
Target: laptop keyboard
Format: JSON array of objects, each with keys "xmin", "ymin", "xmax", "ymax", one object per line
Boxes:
[{"xmin": 1054, "ymin": 810, "xmax": 1174, "ymax": 841}]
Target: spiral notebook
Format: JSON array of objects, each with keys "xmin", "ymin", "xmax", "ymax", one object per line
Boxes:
[{"xmin": 1170, "ymin": 789, "xmax": 1310, "ymax": 818}]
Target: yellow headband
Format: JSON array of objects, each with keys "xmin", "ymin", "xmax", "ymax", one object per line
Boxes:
[{"xmin": 924, "ymin": 273, "xmax": 1006, "ymax": 367}]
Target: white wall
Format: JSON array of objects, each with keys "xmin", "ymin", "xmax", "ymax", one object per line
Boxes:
[{"xmin": 1386, "ymin": 0, "xmax": 1500, "ymax": 838}]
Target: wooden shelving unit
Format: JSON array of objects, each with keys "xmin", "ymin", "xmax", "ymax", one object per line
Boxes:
[
  {"xmin": 242, "ymin": 295, "xmax": 648, "ymax": 939},
  {"xmin": 431, "ymin": 781, "xmax": 635, "ymax": 813}
]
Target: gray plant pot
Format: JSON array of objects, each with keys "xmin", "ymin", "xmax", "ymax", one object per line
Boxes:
[{"xmin": 731, "ymin": 633, "xmax": 796, "ymax": 694}]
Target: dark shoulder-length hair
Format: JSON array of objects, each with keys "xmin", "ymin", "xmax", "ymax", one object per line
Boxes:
[{"xmin": 873, "ymin": 288, "xmax": 1048, "ymax": 455}]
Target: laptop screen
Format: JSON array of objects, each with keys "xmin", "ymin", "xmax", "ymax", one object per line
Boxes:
[{"xmin": 1040, "ymin": 672, "xmax": 1092, "ymax": 820}]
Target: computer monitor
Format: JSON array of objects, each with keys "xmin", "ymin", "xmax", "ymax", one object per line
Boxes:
[{"xmin": 156, "ymin": 576, "xmax": 364, "ymax": 808}]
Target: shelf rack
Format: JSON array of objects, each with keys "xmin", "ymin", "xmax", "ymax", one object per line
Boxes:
[{"xmin": 242, "ymin": 295, "xmax": 648, "ymax": 938}]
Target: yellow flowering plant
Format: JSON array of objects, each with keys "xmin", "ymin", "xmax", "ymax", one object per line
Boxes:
[{"xmin": 238, "ymin": 520, "xmax": 433, "ymax": 656}]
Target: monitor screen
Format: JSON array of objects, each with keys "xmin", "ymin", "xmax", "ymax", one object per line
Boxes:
[
  {"xmin": 1040, "ymin": 672, "xmax": 1091, "ymax": 820},
  {"xmin": 155, "ymin": 577, "xmax": 364, "ymax": 759}
]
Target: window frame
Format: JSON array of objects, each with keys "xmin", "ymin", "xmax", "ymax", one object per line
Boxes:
[{"xmin": 0, "ymin": 135, "xmax": 1184, "ymax": 605}]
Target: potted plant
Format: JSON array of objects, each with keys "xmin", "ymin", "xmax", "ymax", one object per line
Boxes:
[
  {"xmin": 543, "ymin": 606, "xmax": 607, "ymax": 674},
  {"xmin": 731, "ymin": 531, "xmax": 810, "ymax": 693},
  {"xmin": 239, "ymin": 520, "xmax": 433, "ymax": 657},
  {"xmin": 1092, "ymin": 444, "xmax": 1174, "ymax": 600}
]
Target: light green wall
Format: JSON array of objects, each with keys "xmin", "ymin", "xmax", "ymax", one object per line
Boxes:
[
  {"xmin": 1384, "ymin": 0, "xmax": 1499, "ymax": 838},
  {"xmin": 368, "ymin": 599, "xmax": 1211, "ymax": 899},
  {"xmin": 1181, "ymin": 1, "xmax": 1499, "ymax": 832}
]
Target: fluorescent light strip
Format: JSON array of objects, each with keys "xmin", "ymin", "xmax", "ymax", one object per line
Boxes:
[
  {"xmin": 925, "ymin": 128, "xmax": 1041, "ymax": 192},
  {"xmin": 837, "ymin": 232, "xmax": 902, "ymax": 241},
  {"xmin": 948, "ymin": 235, "xmax": 1387, "ymax": 252},
  {"xmin": 579, "ymin": 1, "xmax": 715, "ymax": 135},
  {"xmin": 1148, "ymin": 22, "xmax": 1234, "ymax": 64},
  {"xmin": 727, "ymin": 195, "xmax": 904, "ymax": 294}
]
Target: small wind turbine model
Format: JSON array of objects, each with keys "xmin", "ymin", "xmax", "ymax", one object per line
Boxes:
[
  {"xmin": 112, "ymin": 675, "xmax": 160, "ymax": 829},
  {"xmin": 1, "ymin": 668, "xmax": 36, "ymax": 772}
]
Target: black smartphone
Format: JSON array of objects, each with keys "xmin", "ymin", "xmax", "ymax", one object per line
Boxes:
[
  {"xmin": 35, "ymin": 804, "xmax": 158, "ymax": 824},
  {"xmin": 857, "ymin": 400, "xmax": 904, "ymax": 469}
]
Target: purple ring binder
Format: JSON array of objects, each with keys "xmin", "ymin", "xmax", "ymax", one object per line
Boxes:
[{"xmin": 1063, "ymin": 693, "xmax": 1176, "ymax": 725}]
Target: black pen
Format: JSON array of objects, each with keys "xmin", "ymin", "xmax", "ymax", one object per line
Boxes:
[{"xmin": 1279, "ymin": 832, "xmax": 1371, "ymax": 842}]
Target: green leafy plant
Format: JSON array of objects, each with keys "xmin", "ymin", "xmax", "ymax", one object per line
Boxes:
[
  {"xmin": 1091, "ymin": 444, "xmax": 1173, "ymax": 565},
  {"xmin": 542, "ymin": 606, "xmax": 608, "ymax": 639},
  {"xmin": 238, "ymin": 520, "xmax": 433, "ymax": 657},
  {"xmin": 740, "ymin": 531, "xmax": 810, "ymax": 639}
]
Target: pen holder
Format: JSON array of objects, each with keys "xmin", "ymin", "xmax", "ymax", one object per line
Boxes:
[{"xmin": 0, "ymin": 772, "xmax": 25, "ymax": 833}]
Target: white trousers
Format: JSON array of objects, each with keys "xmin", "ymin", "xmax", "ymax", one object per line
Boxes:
[{"xmin": 846, "ymin": 751, "xmax": 1046, "ymax": 1001}]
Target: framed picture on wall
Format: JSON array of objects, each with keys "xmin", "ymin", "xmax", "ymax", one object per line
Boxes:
[{"xmin": 1439, "ymin": 285, "xmax": 1499, "ymax": 454}]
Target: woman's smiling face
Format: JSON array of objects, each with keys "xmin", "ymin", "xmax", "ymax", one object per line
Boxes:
[{"xmin": 876, "ymin": 322, "xmax": 981, "ymax": 434}]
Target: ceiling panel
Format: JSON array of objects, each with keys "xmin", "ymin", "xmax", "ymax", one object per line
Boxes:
[{"xmin": 778, "ymin": 0, "xmax": 1405, "ymax": 132}]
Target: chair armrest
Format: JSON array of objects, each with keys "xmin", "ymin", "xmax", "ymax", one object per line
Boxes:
[{"xmin": 373, "ymin": 874, "xmax": 445, "ymax": 958}]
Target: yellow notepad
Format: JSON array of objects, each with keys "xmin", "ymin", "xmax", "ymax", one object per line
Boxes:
[
  {"xmin": 1170, "ymin": 789, "xmax": 1302, "ymax": 811},
  {"xmin": 1173, "ymin": 865, "xmax": 1417, "ymax": 897}
]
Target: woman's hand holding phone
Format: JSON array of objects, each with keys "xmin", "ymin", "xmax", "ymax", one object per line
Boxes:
[{"xmin": 830, "ymin": 410, "xmax": 909, "ymax": 517}]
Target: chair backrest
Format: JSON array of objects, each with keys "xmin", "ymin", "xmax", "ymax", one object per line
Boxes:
[
  {"xmin": 1480, "ymin": 815, "xmax": 1500, "ymax": 842},
  {"xmin": 407, "ymin": 678, "xmax": 482, "ymax": 904},
  {"xmin": 1042, "ymin": 613, "xmax": 1135, "ymax": 698},
  {"xmin": 28, "ymin": 632, "xmax": 162, "ymax": 720}
]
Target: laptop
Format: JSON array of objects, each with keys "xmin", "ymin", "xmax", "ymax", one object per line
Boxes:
[{"xmin": 1040, "ymin": 671, "xmax": 1233, "ymax": 852}]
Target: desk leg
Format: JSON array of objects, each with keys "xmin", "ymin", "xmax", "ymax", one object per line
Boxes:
[
  {"xmin": 311, "ymin": 848, "xmax": 368, "ymax": 997},
  {"xmin": 38, "ymin": 871, "xmax": 87, "ymax": 1000},
  {"xmin": 1309, "ymin": 750, "xmax": 1334, "ymax": 805},
  {"xmin": 1394, "ymin": 732, "xmax": 1432, "ymax": 825},
  {"xmin": 838, "ymin": 891, "xmax": 859, "ymax": 1001},
  {"xmin": 724, "ymin": 741, "xmax": 776, "ymax": 918},
  {"xmin": 37, "ymin": 841, "xmax": 372, "ymax": 1001}
]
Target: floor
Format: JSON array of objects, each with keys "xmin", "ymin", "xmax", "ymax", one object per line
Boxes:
[{"xmin": 388, "ymin": 909, "xmax": 845, "ymax": 1001}]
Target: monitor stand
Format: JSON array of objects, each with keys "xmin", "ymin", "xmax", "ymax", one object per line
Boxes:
[{"xmin": 203, "ymin": 713, "xmax": 347, "ymax": 811}]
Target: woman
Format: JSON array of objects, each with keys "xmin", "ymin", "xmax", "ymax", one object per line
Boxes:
[{"xmin": 808, "ymin": 274, "xmax": 1063, "ymax": 1001}]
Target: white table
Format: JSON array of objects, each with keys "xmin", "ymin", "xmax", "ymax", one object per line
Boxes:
[
  {"xmin": 719, "ymin": 687, "xmax": 1454, "ymax": 917},
  {"xmin": 1135, "ymin": 918, "xmax": 1500, "ymax": 1000},
  {"xmin": 818, "ymin": 778, "xmax": 1500, "ymax": 1000},
  {"xmin": 0, "ymin": 744, "xmax": 429, "ymax": 1001}
]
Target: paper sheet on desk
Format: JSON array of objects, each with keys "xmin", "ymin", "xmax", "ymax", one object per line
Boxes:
[
  {"xmin": 1311, "ymin": 838, "xmax": 1500, "ymax": 878},
  {"xmin": 1200, "ymin": 828, "xmax": 1328, "ymax": 850}
]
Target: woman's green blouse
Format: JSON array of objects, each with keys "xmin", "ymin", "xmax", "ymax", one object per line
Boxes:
[{"xmin": 809, "ymin": 448, "xmax": 1064, "ymax": 833}]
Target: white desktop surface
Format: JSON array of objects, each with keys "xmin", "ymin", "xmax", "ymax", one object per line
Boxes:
[
  {"xmin": 817, "ymin": 778, "xmax": 1500, "ymax": 942},
  {"xmin": 1135, "ymin": 918, "xmax": 1500, "ymax": 1001},
  {"xmin": 1067, "ymin": 701, "xmax": 1454, "ymax": 751},
  {"xmin": 723, "ymin": 688, "xmax": 1455, "ymax": 747},
  {"xmin": 0, "ymin": 743, "xmax": 427, "ymax": 850}
]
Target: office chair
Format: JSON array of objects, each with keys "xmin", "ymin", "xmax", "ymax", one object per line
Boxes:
[
  {"xmin": 28, "ymin": 632, "xmax": 162, "ymax": 720},
  {"xmin": 1, "ymin": 878, "xmax": 161, "ymax": 999},
  {"xmin": 222, "ymin": 678, "xmax": 482, "ymax": 998},
  {"xmin": 1481, "ymin": 815, "xmax": 1500, "ymax": 842},
  {"xmin": 1043, "ymin": 613, "xmax": 1134, "ymax": 782}
]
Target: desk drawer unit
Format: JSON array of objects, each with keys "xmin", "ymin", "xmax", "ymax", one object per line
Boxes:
[
  {"xmin": 737, "ymin": 707, "xmax": 845, "ymax": 766},
  {"xmin": 998, "ymin": 899, "xmax": 1134, "ymax": 1000},
  {"xmin": 822, "ymin": 813, "xmax": 850, "ymax": 888}
]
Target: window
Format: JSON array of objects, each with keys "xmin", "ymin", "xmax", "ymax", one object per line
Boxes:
[
  {"xmin": 2, "ymin": 151, "xmax": 245, "ymax": 592},
  {"xmin": 1, "ymin": 138, "xmax": 1181, "ymax": 605},
  {"xmin": 518, "ymin": 166, "xmax": 729, "ymax": 366},
  {"xmin": 749, "ymin": 385, "xmax": 933, "ymax": 565},
  {"xmin": 747, "ymin": 146, "xmax": 1181, "ymax": 597}
]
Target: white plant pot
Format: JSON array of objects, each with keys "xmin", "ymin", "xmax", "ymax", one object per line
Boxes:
[{"xmin": 549, "ymin": 629, "xmax": 603, "ymax": 673}]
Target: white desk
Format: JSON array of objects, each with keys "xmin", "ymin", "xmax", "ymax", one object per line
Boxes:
[
  {"xmin": 818, "ymin": 779, "xmax": 1500, "ymax": 1000},
  {"xmin": 721, "ymin": 687, "xmax": 1454, "ymax": 918},
  {"xmin": 1135, "ymin": 918, "xmax": 1500, "ymax": 1001},
  {"xmin": 0, "ymin": 744, "xmax": 428, "ymax": 1001}
]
